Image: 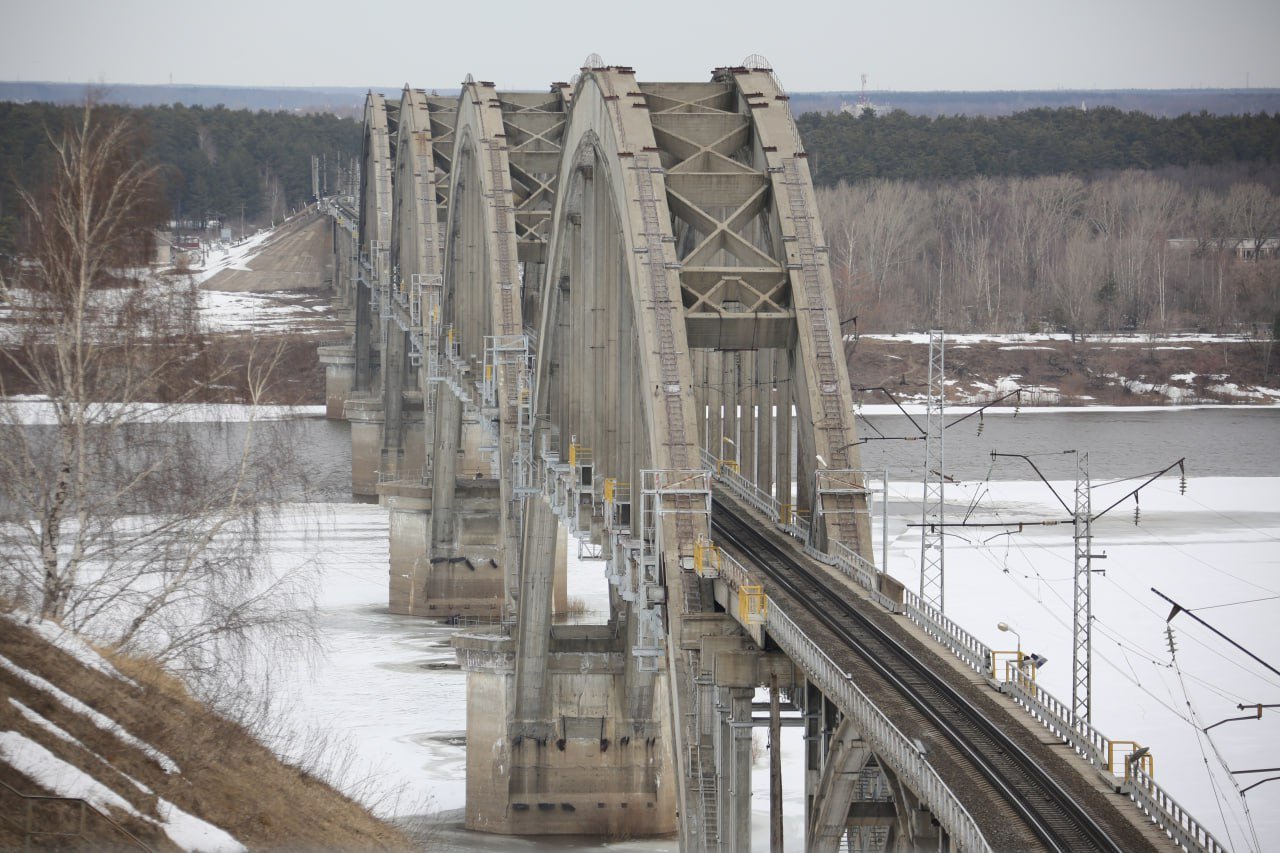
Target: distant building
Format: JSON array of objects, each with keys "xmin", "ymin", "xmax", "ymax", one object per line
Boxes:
[
  {"xmin": 153, "ymin": 230, "xmax": 172, "ymax": 267},
  {"xmin": 1167, "ymin": 237, "xmax": 1279, "ymax": 260}
]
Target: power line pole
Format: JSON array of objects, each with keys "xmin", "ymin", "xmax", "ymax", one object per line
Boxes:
[
  {"xmin": 920, "ymin": 329, "xmax": 945, "ymax": 612},
  {"xmin": 1072, "ymin": 452, "xmax": 1093, "ymax": 726}
]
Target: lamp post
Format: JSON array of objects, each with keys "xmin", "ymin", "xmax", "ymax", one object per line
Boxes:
[
  {"xmin": 1124, "ymin": 746, "xmax": 1151, "ymax": 783},
  {"xmin": 998, "ymin": 621, "xmax": 1022, "ymax": 678},
  {"xmin": 997, "ymin": 621, "xmax": 1021, "ymax": 656}
]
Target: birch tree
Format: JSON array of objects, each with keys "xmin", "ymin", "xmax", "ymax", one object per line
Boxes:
[{"xmin": 0, "ymin": 107, "xmax": 314, "ymax": 686}]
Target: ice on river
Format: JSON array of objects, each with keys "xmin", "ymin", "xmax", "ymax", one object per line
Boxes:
[{"xmin": 266, "ymin": 475, "xmax": 1278, "ymax": 851}]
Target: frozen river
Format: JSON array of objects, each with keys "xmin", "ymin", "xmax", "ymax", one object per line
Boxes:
[{"xmin": 264, "ymin": 406, "xmax": 1278, "ymax": 852}]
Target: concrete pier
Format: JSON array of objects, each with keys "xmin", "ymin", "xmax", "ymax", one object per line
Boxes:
[
  {"xmin": 344, "ymin": 395, "xmax": 384, "ymax": 500},
  {"xmin": 456, "ymin": 626, "xmax": 677, "ymax": 837},
  {"xmin": 318, "ymin": 345, "xmax": 356, "ymax": 420}
]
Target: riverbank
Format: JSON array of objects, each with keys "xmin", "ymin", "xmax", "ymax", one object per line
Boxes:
[{"xmin": 847, "ymin": 332, "xmax": 1280, "ymax": 406}]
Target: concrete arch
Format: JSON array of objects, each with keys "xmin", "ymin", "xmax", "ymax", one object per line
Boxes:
[
  {"xmin": 342, "ymin": 93, "xmax": 398, "ymax": 499},
  {"xmin": 427, "ymin": 77, "xmax": 540, "ymax": 622},
  {"xmin": 392, "ymin": 87, "xmax": 442, "ymax": 280},
  {"xmin": 354, "ymin": 92, "xmax": 395, "ymax": 396},
  {"xmin": 501, "ymin": 65, "xmax": 714, "ymax": 845}
]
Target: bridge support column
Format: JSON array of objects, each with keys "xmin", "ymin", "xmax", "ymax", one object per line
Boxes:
[
  {"xmin": 728, "ymin": 687, "xmax": 754, "ymax": 851},
  {"xmin": 344, "ymin": 396, "xmax": 383, "ymax": 501},
  {"xmin": 714, "ymin": 650, "xmax": 761, "ymax": 853},
  {"xmin": 455, "ymin": 626, "xmax": 677, "ymax": 838},
  {"xmin": 379, "ymin": 326, "xmax": 407, "ymax": 480},
  {"xmin": 318, "ymin": 345, "xmax": 356, "ymax": 420},
  {"xmin": 381, "ymin": 482, "xmax": 431, "ymax": 615},
  {"xmin": 400, "ymin": 393, "xmax": 426, "ymax": 479}
]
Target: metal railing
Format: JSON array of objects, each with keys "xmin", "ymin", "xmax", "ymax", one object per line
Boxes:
[
  {"xmin": 1126, "ymin": 765, "xmax": 1227, "ymax": 853},
  {"xmin": 707, "ymin": 543, "xmax": 989, "ymax": 848},
  {"xmin": 764, "ymin": 593, "xmax": 992, "ymax": 852},
  {"xmin": 0, "ymin": 780, "xmax": 152, "ymax": 851}
]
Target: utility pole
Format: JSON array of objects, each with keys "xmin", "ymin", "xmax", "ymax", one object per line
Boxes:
[
  {"xmin": 988, "ymin": 451, "xmax": 1184, "ymax": 728},
  {"xmin": 1072, "ymin": 452, "xmax": 1093, "ymax": 727},
  {"xmin": 920, "ymin": 329, "xmax": 945, "ymax": 612}
]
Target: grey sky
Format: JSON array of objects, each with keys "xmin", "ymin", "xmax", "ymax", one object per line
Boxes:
[{"xmin": 3, "ymin": 0, "xmax": 1277, "ymax": 92}]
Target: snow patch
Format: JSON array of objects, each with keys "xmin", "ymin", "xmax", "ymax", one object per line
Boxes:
[
  {"xmin": 0, "ymin": 397, "xmax": 324, "ymax": 426},
  {"xmin": 1104, "ymin": 372, "xmax": 1198, "ymax": 403},
  {"xmin": 9, "ymin": 698, "xmax": 156, "ymax": 795},
  {"xmin": 198, "ymin": 290, "xmax": 332, "ymax": 334},
  {"xmin": 0, "ymin": 731, "xmax": 137, "ymax": 814},
  {"xmin": 0, "ymin": 729, "xmax": 242, "ymax": 852},
  {"xmin": 3, "ymin": 613, "xmax": 134, "ymax": 685},
  {"xmin": 155, "ymin": 799, "xmax": 247, "ymax": 853},
  {"xmin": 11, "ymin": 698, "xmax": 91, "ymax": 750},
  {"xmin": 188, "ymin": 231, "xmax": 272, "ymax": 285},
  {"xmin": 965, "ymin": 376, "xmax": 1061, "ymax": 405},
  {"xmin": 0, "ymin": 653, "xmax": 180, "ymax": 773},
  {"xmin": 1207, "ymin": 382, "xmax": 1280, "ymax": 400}
]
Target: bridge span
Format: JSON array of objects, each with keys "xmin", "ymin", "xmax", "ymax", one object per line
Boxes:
[{"xmin": 318, "ymin": 58, "xmax": 1223, "ymax": 852}]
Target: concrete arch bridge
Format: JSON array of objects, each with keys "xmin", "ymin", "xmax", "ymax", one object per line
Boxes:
[{"xmin": 319, "ymin": 58, "xmax": 1224, "ymax": 853}]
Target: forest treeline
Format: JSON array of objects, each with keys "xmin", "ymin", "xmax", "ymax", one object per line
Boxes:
[
  {"xmin": 1, "ymin": 99, "xmax": 1276, "ymax": 334},
  {"xmin": 0, "ymin": 101, "xmax": 360, "ymax": 254},
  {"xmin": 797, "ymin": 106, "xmax": 1280, "ymax": 335},
  {"xmin": 817, "ymin": 170, "xmax": 1280, "ymax": 335},
  {"xmin": 798, "ymin": 107, "xmax": 1280, "ymax": 185}
]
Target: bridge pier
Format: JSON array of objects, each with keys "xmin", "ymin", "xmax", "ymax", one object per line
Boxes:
[
  {"xmin": 381, "ymin": 482, "xmax": 432, "ymax": 615},
  {"xmin": 716, "ymin": 682, "xmax": 754, "ymax": 851},
  {"xmin": 456, "ymin": 624, "xmax": 677, "ymax": 837},
  {"xmin": 344, "ymin": 396, "xmax": 383, "ymax": 500},
  {"xmin": 318, "ymin": 345, "xmax": 356, "ymax": 420}
]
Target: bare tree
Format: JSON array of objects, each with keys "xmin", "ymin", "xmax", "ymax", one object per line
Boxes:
[
  {"xmin": 819, "ymin": 170, "xmax": 1274, "ymax": 334},
  {"xmin": 1227, "ymin": 183, "xmax": 1280, "ymax": 261},
  {"xmin": 1050, "ymin": 221, "xmax": 1105, "ymax": 337},
  {"xmin": 949, "ymin": 177, "xmax": 1005, "ymax": 327},
  {"xmin": 0, "ymin": 107, "xmax": 314, "ymax": 688},
  {"xmin": 1007, "ymin": 175, "xmax": 1085, "ymax": 322}
]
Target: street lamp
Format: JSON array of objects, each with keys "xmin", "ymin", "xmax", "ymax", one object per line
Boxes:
[
  {"xmin": 1125, "ymin": 745, "xmax": 1151, "ymax": 782},
  {"xmin": 720, "ymin": 436, "xmax": 738, "ymax": 475},
  {"xmin": 997, "ymin": 621, "xmax": 1021, "ymax": 656}
]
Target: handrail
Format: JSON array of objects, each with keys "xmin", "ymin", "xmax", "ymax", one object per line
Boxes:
[
  {"xmin": 0, "ymin": 779, "xmax": 153, "ymax": 851},
  {"xmin": 767, "ymin": 603, "xmax": 992, "ymax": 852},
  {"xmin": 712, "ymin": 544, "xmax": 990, "ymax": 849},
  {"xmin": 701, "ymin": 446, "xmax": 1227, "ymax": 853},
  {"xmin": 713, "ymin": 542, "xmax": 991, "ymax": 851},
  {"xmin": 1125, "ymin": 766, "xmax": 1227, "ymax": 853}
]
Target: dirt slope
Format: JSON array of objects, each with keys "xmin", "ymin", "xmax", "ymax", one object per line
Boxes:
[{"xmin": 0, "ymin": 613, "xmax": 410, "ymax": 851}]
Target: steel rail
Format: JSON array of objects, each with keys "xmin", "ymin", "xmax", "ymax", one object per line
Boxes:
[{"xmin": 711, "ymin": 500, "xmax": 1124, "ymax": 853}]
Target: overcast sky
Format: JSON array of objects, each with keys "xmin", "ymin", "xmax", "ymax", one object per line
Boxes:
[{"xmin": 3, "ymin": 0, "xmax": 1278, "ymax": 93}]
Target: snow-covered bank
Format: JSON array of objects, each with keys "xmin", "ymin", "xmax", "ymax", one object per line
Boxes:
[
  {"xmin": 855, "ymin": 331, "xmax": 1278, "ymax": 346},
  {"xmin": 848, "ymin": 332, "xmax": 1280, "ymax": 407},
  {"xmin": 1, "ymin": 396, "xmax": 325, "ymax": 425}
]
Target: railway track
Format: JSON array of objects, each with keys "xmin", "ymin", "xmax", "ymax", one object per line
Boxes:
[{"xmin": 711, "ymin": 498, "xmax": 1124, "ymax": 852}]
